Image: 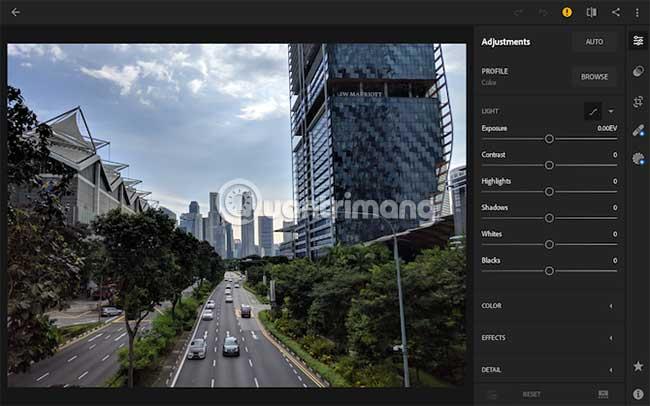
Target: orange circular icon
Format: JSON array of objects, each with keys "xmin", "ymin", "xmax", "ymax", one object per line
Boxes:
[{"xmin": 562, "ymin": 7, "xmax": 573, "ymax": 17}]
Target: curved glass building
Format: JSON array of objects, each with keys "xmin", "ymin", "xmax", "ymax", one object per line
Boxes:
[{"xmin": 289, "ymin": 44, "xmax": 453, "ymax": 259}]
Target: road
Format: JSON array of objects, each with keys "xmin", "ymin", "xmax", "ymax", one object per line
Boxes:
[
  {"xmin": 7, "ymin": 285, "xmax": 195, "ymax": 387},
  {"xmin": 173, "ymin": 272, "xmax": 319, "ymax": 388},
  {"xmin": 7, "ymin": 314, "xmax": 131, "ymax": 387}
]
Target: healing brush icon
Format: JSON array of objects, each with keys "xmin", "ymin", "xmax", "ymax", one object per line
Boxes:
[
  {"xmin": 632, "ymin": 152, "xmax": 646, "ymax": 166},
  {"xmin": 632, "ymin": 124, "xmax": 646, "ymax": 137}
]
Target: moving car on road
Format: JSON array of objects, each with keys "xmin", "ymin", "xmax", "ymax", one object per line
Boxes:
[
  {"xmin": 187, "ymin": 338, "xmax": 207, "ymax": 359},
  {"xmin": 205, "ymin": 299, "xmax": 215, "ymax": 309},
  {"xmin": 234, "ymin": 283, "xmax": 239, "ymax": 288},
  {"xmin": 222, "ymin": 336, "xmax": 240, "ymax": 356},
  {"xmin": 202, "ymin": 310, "xmax": 214, "ymax": 320},
  {"xmin": 100, "ymin": 306, "xmax": 122, "ymax": 317},
  {"xmin": 241, "ymin": 304, "xmax": 251, "ymax": 318},
  {"xmin": 225, "ymin": 295, "xmax": 233, "ymax": 303}
]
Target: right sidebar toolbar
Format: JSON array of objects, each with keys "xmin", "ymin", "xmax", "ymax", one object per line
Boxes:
[{"xmin": 474, "ymin": 19, "xmax": 649, "ymax": 405}]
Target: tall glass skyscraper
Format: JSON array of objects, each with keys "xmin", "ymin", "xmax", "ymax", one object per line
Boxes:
[
  {"xmin": 258, "ymin": 216, "xmax": 274, "ymax": 256},
  {"xmin": 289, "ymin": 44, "xmax": 453, "ymax": 259},
  {"xmin": 240, "ymin": 191, "xmax": 255, "ymax": 258}
]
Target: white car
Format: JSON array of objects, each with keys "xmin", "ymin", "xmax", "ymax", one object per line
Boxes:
[
  {"xmin": 202, "ymin": 310, "xmax": 214, "ymax": 320},
  {"xmin": 205, "ymin": 300, "xmax": 215, "ymax": 309},
  {"xmin": 234, "ymin": 283, "xmax": 239, "ymax": 288},
  {"xmin": 225, "ymin": 295, "xmax": 233, "ymax": 303}
]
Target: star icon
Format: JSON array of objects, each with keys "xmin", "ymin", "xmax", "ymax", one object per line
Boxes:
[{"xmin": 633, "ymin": 361, "xmax": 644, "ymax": 372}]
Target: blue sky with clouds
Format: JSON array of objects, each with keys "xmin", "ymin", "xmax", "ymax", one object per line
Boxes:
[{"xmin": 8, "ymin": 43, "xmax": 466, "ymax": 233}]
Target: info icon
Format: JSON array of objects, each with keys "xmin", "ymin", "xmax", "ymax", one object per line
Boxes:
[{"xmin": 629, "ymin": 31, "xmax": 648, "ymax": 49}]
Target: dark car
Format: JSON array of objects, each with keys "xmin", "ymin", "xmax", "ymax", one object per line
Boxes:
[
  {"xmin": 222, "ymin": 336, "xmax": 240, "ymax": 356},
  {"xmin": 240, "ymin": 304, "xmax": 251, "ymax": 318}
]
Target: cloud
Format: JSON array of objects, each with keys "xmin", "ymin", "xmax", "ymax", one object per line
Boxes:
[
  {"xmin": 8, "ymin": 44, "xmax": 66, "ymax": 61},
  {"xmin": 187, "ymin": 79, "xmax": 204, "ymax": 94},
  {"xmin": 136, "ymin": 60, "xmax": 172, "ymax": 82},
  {"xmin": 237, "ymin": 98, "xmax": 284, "ymax": 121},
  {"xmin": 80, "ymin": 65, "xmax": 141, "ymax": 95}
]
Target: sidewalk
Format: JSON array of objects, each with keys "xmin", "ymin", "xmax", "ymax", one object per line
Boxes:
[{"xmin": 46, "ymin": 298, "xmax": 107, "ymax": 327}]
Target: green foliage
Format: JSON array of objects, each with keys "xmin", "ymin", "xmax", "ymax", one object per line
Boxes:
[
  {"xmin": 258, "ymin": 243, "xmax": 466, "ymax": 387},
  {"xmin": 7, "ymin": 86, "xmax": 82, "ymax": 373},
  {"xmin": 56, "ymin": 322, "xmax": 102, "ymax": 344},
  {"xmin": 115, "ymin": 291, "xmax": 206, "ymax": 386}
]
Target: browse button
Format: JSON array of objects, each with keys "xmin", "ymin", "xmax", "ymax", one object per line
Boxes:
[{"xmin": 572, "ymin": 66, "xmax": 617, "ymax": 88}]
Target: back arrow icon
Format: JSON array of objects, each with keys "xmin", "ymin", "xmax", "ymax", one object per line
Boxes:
[{"xmin": 11, "ymin": 7, "xmax": 21, "ymax": 17}]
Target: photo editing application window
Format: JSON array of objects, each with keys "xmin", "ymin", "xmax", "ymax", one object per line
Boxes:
[{"xmin": 1, "ymin": 1, "xmax": 649, "ymax": 406}]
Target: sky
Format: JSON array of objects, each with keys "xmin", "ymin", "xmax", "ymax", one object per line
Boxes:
[{"xmin": 7, "ymin": 43, "xmax": 466, "ymax": 241}]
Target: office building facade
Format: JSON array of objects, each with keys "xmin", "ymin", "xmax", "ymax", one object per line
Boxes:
[
  {"xmin": 258, "ymin": 216, "xmax": 274, "ymax": 257},
  {"xmin": 288, "ymin": 44, "xmax": 453, "ymax": 258},
  {"xmin": 240, "ymin": 191, "xmax": 255, "ymax": 258},
  {"xmin": 10, "ymin": 107, "xmax": 153, "ymax": 225}
]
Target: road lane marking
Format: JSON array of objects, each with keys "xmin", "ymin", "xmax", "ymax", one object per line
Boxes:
[
  {"xmin": 78, "ymin": 371, "xmax": 89, "ymax": 380},
  {"xmin": 254, "ymin": 377, "xmax": 260, "ymax": 388},
  {"xmin": 248, "ymin": 359, "xmax": 253, "ymax": 368},
  {"xmin": 293, "ymin": 369, "xmax": 298, "ymax": 375},
  {"xmin": 215, "ymin": 337, "xmax": 218, "ymax": 342},
  {"xmin": 241, "ymin": 337, "xmax": 245, "ymax": 342},
  {"xmin": 298, "ymin": 375, "xmax": 302, "ymax": 381},
  {"xmin": 67, "ymin": 355, "xmax": 78, "ymax": 363},
  {"xmin": 303, "ymin": 383, "xmax": 308, "ymax": 388},
  {"xmin": 88, "ymin": 333, "xmax": 103, "ymax": 342},
  {"xmin": 214, "ymin": 347, "xmax": 217, "ymax": 353},
  {"xmin": 203, "ymin": 330, "xmax": 208, "ymax": 339},
  {"xmin": 114, "ymin": 332, "xmax": 127, "ymax": 342},
  {"xmin": 118, "ymin": 343, "xmax": 125, "ymax": 348},
  {"xmin": 36, "ymin": 372, "xmax": 49, "ymax": 382},
  {"xmin": 104, "ymin": 335, "xmax": 112, "ymax": 340},
  {"xmin": 212, "ymin": 360, "xmax": 216, "ymax": 367},
  {"xmin": 251, "ymin": 331, "xmax": 258, "ymax": 340},
  {"xmin": 226, "ymin": 330, "xmax": 230, "ymax": 337},
  {"xmin": 89, "ymin": 344, "xmax": 97, "ymax": 350},
  {"xmin": 245, "ymin": 346, "xmax": 249, "ymax": 353},
  {"xmin": 63, "ymin": 384, "xmax": 70, "ymax": 388},
  {"xmin": 211, "ymin": 378, "xmax": 215, "ymax": 388},
  {"xmin": 101, "ymin": 354, "xmax": 110, "ymax": 362}
]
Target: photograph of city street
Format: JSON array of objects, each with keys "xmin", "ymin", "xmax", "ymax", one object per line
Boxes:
[{"xmin": 6, "ymin": 43, "xmax": 467, "ymax": 389}]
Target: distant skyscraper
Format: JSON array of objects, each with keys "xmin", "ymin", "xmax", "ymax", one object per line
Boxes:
[
  {"xmin": 233, "ymin": 239, "xmax": 242, "ymax": 259},
  {"xmin": 180, "ymin": 201, "xmax": 203, "ymax": 240},
  {"xmin": 282, "ymin": 221, "xmax": 294, "ymax": 243},
  {"xmin": 207, "ymin": 192, "xmax": 227, "ymax": 257},
  {"xmin": 159, "ymin": 206, "xmax": 177, "ymax": 225},
  {"xmin": 240, "ymin": 191, "xmax": 255, "ymax": 258},
  {"xmin": 449, "ymin": 165, "xmax": 466, "ymax": 236},
  {"xmin": 289, "ymin": 43, "xmax": 450, "ymax": 258},
  {"xmin": 202, "ymin": 217, "xmax": 209, "ymax": 242},
  {"xmin": 225, "ymin": 222, "xmax": 234, "ymax": 259},
  {"xmin": 258, "ymin": 216, "xmax": 274, "ymax": 257}
]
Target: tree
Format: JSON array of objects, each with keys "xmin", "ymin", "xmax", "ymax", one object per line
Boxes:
[
  {"xmin": 168, "ymin": 229, "xmax": 198, "ymax": 319},
  {"xmin": 346, "ymin": 246, "xmax": 466, "ymax": 385},
  {"xmin": 7, "ymin": 86, "xmax": 81, "ymax": 373},
  {"xmin": 92, "ymin": 208, "xmax": 176, "ymax": 387}
]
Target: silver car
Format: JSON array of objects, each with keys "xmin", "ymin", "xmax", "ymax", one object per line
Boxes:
[
  {"xmin": 202, "ymin": 310, "xmax": 214, "ymax": 320},
  {"xmin": 225, "ymin": 295, "xmax": 233, "ymax": 303},
  {"xmin": 205, "ymin": 300, "xmax": 215, "ymax": 309},
  {"xmin": 187, "ymin": 338, "xmax": 207, "ymax": 359},
  {"xmin": 222, "ymin": 336, "xmax": 240, "ymax": 356}
]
